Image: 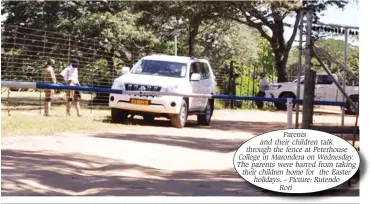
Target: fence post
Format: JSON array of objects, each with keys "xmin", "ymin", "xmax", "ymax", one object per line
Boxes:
[
  {"xmin": 67, "ymin": 35, "xmax": 71, "ymax": 63},
  {"xmin": 229, "ymin": 61, "xmax": 234, "ymax": 108},
  {"xmin": 231, "ymin": 63, "xmax": 236, "ymax": 109},
  {"xmin": 90, "ymin": 38, "xmax": 97, "ymax": 114},
  {"xmin": 40, "ymin": 31, "xmax": 47, "ymax": 115},
  {"xmin": 252, "ymin": 64, "xmax": 256, "ymax": 108},
  {"xmin": 131, "ymin": 47, "xmax": 135, "ymax": 68},
  {"xmin": 240, "ymin": 63, "xmax": 243, "ymax": 96},
  {"xmin": 8, "ymin": 26, "xmax": 19, "ymax": 116},
  {"xmin": 174, "ymin": 35, "xmax": 177, "ymax": 56},
  {"xmin": 7, "ymin": 88, "xmax": 11, "ymax": 116},
  {"xmin": 287, "ymin": 97, "xmax": 293, "ymax": 129},
  {"xmin": 246, "ymin": 65, "xmax": 250, "ymax": 108},
  {"xmin": 341, "ymin": 28, "xmax": 349, "ymax": 138}
]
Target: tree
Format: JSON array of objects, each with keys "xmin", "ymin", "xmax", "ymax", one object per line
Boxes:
[
  {"xmin": 1, "ymin": 1, "xmax": 160, "ymax": 104},
  {"xmin": 1, "ymin": 1, "xmax": 159, "ymax": 75},
  {"xmin": 199, "ymin": 22, "xmax": 260, "ymax": 97},
  {"xmin": 256, "ymin": 38, "xmax": 275, "ymax": 79},
  {"xmin": 215, "ymin": 0, "xmax": 348, "ymax": 82},
  {"xmin": 314, "ymin": 38, "xmax": 359, "ymax": 85},
  {"xmin": 286, "ymin": 38, "xmax": 359, "ymax": 85},
  {"xmin": 133, "ymin": 1, "xmax": 228, "ymax": 56}
]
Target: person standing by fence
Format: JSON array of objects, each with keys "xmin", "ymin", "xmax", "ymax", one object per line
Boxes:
[
  {"xmin": 43, "ymin": 59, "xmax": 57, "ymax": 116},
  {"xmin": 255, "ymin": 72, "xmax": 269, "ymax": 109},
  {"xmin": 60, "ymin": 58, "xmax": 82, "ymax": 117}
]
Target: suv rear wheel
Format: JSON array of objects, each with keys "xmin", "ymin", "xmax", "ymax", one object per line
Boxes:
[
  {"xmin": 170, "ymin": 99, "xmax": 188, "ymax": 128},
  {"xmin": 111, "ymin": 108, "xmax": 128, "ymax": 123},
  {"xmin": 197, "ymin": 100, "xmax": 213, "ymax": 126},
  {"xmin": 275, "ymin": 93, "xmax": 296, "ymax": 110}
]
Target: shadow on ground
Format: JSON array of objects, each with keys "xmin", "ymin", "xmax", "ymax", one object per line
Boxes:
[
  {"xmin": 91, "ymin": 132, "xmax": 245, "ymax": 153},
  {"xmin": 1, "ymin": 149, "xmax": 261, "ymax": 196},
  {"xmin": 1, "ymin": 150, "xmax": 359, "ymax": 196},
  {"xmin": 100, "ymin": 117, "xmax": 359, "ymax": 142},
  {"xmin": 101, "ymin": 116, "xmax": 287, "ymax": 135}
]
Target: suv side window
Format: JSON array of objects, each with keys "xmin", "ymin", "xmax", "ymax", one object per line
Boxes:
[
  {"xmin": 317, "ymin": 75, "xmax": 333, "ymax": 85},
  {"xmin": 199, "ymin": 62, "xmax": 210, "ymax": 80},
  {"xmin": 190, "ymin": 62, "xmax": 201, "ymax": 78}
]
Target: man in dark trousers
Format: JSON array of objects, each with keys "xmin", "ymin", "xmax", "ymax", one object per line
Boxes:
[{"xmin": 255, "ymin": 72, "xmax": 269, "ymax": 109}]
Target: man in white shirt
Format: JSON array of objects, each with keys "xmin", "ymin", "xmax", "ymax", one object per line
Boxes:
[
  {"xmin": 60, "ymin": 58, "xmax": 82, "ymax": 117},
  {"xmin": 259, "ymin": 72, "xmax": 269, "ymax": 92}
]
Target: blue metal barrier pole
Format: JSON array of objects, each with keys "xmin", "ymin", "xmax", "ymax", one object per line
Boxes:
[{"xmin": 1, "ymin": 81, "xmax": 347, "ymax": 107}]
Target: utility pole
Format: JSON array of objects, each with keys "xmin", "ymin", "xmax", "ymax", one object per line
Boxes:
[
  {"xmin": 340, "ymin": 28, "xmax": 348, "ymax": 137},
  {"xmin": 295, "ymin": 10, "xmax": 304, "ymax": 128},
  {"xmin": 302, "ymin": 8, "xmax": 316, "ymax": 129}
]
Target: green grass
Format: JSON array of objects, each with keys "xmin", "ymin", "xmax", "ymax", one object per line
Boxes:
[
  {"xmin": 1, "ymin": 105, "xmax": 126, "ymax": 137},
  {"xmin": 1, "ymin": 90, "xmax": 94, "ymax": 106},
  {"xmin": 1, "ymin": 90, "xmax": 112, "ymax": 113},
  {"xmin": 1, "ymin": 91, "xmax": 282, "ymax": 136}
]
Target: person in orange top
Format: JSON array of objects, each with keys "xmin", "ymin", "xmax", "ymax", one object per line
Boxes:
[{"xmin": 43, "ymin": 59, "xmax": 57, "ymax": 116}]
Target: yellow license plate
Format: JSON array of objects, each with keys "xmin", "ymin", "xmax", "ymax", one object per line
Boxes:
[{"xmin": 130, "ymin": 99, "xmax": 150, "ymax": 105}]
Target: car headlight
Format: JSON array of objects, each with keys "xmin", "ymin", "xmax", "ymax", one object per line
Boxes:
[
  {"xmin": 111, "ymin": 80, "xmax": 125, "ymax": 90},
  {"xmin": 161, "ymin": 85, "xmax": 179, "ymax": 92},
  {"xmin": 266, "ymin": 85, "xmax": 282, "ymax": 90}
]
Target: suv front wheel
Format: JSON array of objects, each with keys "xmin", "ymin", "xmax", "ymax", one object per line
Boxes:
[
  {"xmin": 111, "ymin": 108, "xmax": 128, "ymax": 123},
  {"xmin": 170, "ymin": 99, "xmax": 188, "ymax": 128},
  {"xmin": 197, "ymin": 100, "xmax": 213, "ymax": 126}
]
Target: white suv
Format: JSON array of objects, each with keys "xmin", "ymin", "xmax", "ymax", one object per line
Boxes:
[{"xmin": 109, "ymin": 54, "xmax": 217, "ymax": 128}]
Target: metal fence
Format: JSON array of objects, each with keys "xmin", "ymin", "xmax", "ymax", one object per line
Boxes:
[{"xmin": 1, "ymin": 25, "xmax": 278, "ymax": 115}]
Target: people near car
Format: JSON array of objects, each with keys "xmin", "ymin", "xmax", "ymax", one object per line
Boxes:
[
  {"xmin": 259, "ymin": 72, "xmax": 270, "ymax": 92},
  {"xmin": 255, "ymin": 72, "xmax": 269, "ymax": 109}
]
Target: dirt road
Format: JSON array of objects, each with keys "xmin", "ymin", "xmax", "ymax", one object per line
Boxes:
[{"xmin": 1, "ymin": 109, "xmax": 359, "ymax": 196}]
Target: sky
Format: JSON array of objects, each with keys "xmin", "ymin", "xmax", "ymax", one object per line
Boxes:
[{"xmin": 318, "ymin": 1, "xmax": 359, "ymax": 27}]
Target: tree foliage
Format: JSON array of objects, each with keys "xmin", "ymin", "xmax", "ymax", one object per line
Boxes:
[
  {"xmin": 286, "ymin": 38, "xmax": 359, "ymax": 85},
  {"xmin": 314, "ymin": 39, "xmax": 359, "ymax": 85},
  {"xmin": 213, "ymin": 0, "xmax": 348, "ymax": 82},
  {"xmin": 133, "ymin": 1, "xmax": 229, "ymax": 57},
  {"xmin": 1, "ymin": 0, "xmax": 358, "ymax": 98}
]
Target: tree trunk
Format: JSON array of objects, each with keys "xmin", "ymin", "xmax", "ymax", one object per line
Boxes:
[
  {"xmin": 188, "ymin": 17, "xmax": 201, "ymax": 56},
  {"xmin": 273, "ymin": 45, "xmax": 288, "ymax": 82}
]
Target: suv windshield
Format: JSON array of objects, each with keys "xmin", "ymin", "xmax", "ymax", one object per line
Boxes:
[{"xmin": 131, "ymin": 59, "xmax": 187, "ymax": 78}]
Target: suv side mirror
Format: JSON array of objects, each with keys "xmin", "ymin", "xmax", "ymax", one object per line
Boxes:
[
  {"xmin": 190, "ymin": 73, "xmax": 201, "ymax": 81},
  {"xmin": 121, "ymin": 67, "xmax": 130, "ymax": 75}
]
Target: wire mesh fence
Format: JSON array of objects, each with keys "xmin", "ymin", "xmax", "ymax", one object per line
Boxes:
[
  {"xmin": 1, "ymin": 25, "xmax": 271, "ymax": 115},
  {"xmin": 1, "ymin": 23, "xmax": 359, "ymax": 142}
]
